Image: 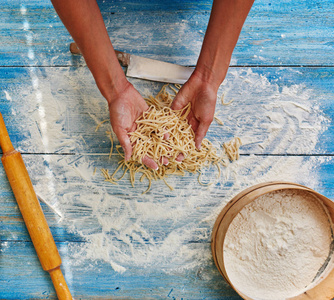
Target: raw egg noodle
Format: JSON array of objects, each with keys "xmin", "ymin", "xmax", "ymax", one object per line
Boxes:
[
  {"xmin": 223, "ymin": 137, "xmax": 242, "ymax": 161},
  {"xmin": 102, "ymin": 85, "xmax": 241, "ymax": 193}
]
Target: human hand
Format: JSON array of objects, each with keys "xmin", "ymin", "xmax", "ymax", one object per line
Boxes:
[
  {"xmin": 108, "ymin": 82, "xmax": 161, "ymax": 170},
  {"xmin": 171, "ymin": 71, "xmax": 218, "ymax": 149}
]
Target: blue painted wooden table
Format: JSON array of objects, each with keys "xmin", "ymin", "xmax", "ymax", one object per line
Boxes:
[{"xmin": 1, "ymin": 0, "xmax": 333, "ymax": 299}]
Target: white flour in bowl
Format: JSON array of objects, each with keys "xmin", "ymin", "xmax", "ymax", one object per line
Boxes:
[{"xmin": 224, "ymin": 189, "xmax": 334, "ymax": 300}]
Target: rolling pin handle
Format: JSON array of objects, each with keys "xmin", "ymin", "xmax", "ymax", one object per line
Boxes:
[
  {"xmin": 0, "ymin": 112, "xmax": 15, "ymax": 154},
  {"xmin": 49, "ymin": 266, "xmax": 73, "ymax": 300}
]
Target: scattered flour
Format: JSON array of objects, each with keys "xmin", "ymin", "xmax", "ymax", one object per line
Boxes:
[
  {"xmin": 224, "ymin": 190, "xmax": 334, "ymax": 300},
  {"xmin": 3, "ymin": 66, "xmax": 331, "ymax": 279}
]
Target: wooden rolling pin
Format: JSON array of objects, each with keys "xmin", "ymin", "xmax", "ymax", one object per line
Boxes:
[{"xmin": 0, "ymin": 112, "xmax": 72, "ymax": 300}]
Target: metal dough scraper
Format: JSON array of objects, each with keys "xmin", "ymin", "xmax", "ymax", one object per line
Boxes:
[{"xmin": 70, "ymin": 43, "xmax": 194, "ymax": 84}]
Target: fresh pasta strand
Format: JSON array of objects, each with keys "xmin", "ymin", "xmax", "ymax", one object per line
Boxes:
[
  {"xmin": 223, "ymin": 137, "xmax": 242, "ymax": 161},
  {"xmin": 95, "ymin": 119, "xmax": 109, "ymax": 132},
  {"xmin": 220, "ymin": 93, "xmax": 234, "ymax": 106},
  {"xmin": 214, "ymin": 115, "xmax": 224, "ymax": 125}
]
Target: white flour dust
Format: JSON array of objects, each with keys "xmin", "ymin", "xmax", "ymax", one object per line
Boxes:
[
  {"xmin": 224, "ymin": 189, "xmax": 334, "ymax": 300},
  {"xmin": 3, "ymin": 67, "xmax": 330, "ymax": 277}
]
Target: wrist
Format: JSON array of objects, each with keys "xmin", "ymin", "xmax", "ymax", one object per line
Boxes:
[
  {"xmin": 192, "ymin": 63, "xmax": 228, "ymax": 91},
  {"xmin": 80, "ymin": 41, "xmax": 129, "ymax": 105},
  {"xmin": 95, "ymin": 68, "xmax": 130, "ymax": 105}
]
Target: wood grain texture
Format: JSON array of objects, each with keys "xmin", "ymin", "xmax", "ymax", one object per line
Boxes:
[
  {"xmin": 0, "ymin": 241, "xmax": 241, "ymax": 299},
  {"xmin": 2, "ymin": 154, "xmax": 334, "ymax": 241},
  {"xmin": 0, "ymin": 0, "xmax": 333, "ymax": 66},
  {"xmin": 1, "ymin": 155, "xmax": 334, "ymax": 299},
  {"xmin": 0, "ymin": 0, "xmax": 334, "ymax": 299},
  {"xmin": 1, "ymin": 66, "xmax": 333, "ymax": 155}
]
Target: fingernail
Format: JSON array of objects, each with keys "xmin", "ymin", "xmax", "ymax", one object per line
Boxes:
[{"xmin": 163, "ymin": 157, "xmax": 169, "ymax": 166}]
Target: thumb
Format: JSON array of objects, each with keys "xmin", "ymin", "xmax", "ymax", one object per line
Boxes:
[
  {"xmin": 113, "ymin": 127, "xmax": 132, "ymax": 161},
  {"xmin": 171, "ymin": 92, "xmax": 188, "ymax": 111},
  {"xmin": 194, "ymin": 122, "xmax": 209, "ymax": 150}
]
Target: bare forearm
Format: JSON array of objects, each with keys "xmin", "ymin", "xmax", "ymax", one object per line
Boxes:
[
  {"xmin": 51, "ymin": 0, "xmax": 127, "ymax": 102},
  {"xmin": 196, "ymin": 0, "xmax": 254, "ymax": 89}
]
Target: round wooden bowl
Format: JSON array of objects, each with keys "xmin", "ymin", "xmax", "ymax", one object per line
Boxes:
[{"xmin": 211, "ymin": 181, "xmax": 334, "ymax": 300}]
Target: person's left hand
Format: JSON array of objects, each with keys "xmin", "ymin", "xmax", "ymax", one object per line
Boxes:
[{"xmin": 171, "ymin": 71, "xmax": 218, "ymax": 149}]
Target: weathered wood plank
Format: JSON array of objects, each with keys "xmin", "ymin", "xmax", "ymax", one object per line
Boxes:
[
  {"xmin": 0, "ymin": 0, "xmax": 333, "ymax": 67},
  {"xmin": 1, "ymin": 66, "xmax": 333, "ymax": 155},
  {"xmin": 1, "ymin": 154, "xmax": 334, "ymax": 298},
  {"xmin": 0, "ymin": 241, "xmax": 240, "ymax": 299},
  {"xmin": 2, "ymin": 154, "xmax": 334, "ymax": 241}
]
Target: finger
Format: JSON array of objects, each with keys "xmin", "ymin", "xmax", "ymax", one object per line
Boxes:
[
  {"xmin": 171, "ymin": 93, "xmax": 188, "ymax": 111},
  {"xmin": 142, "ymin": 156, "xmax": 159, "ymax": 170},
  {"xmin": 113, "ymin": 127, "xmax": 133, "ymax": 161},
  {"xmin": 176, "ymin": 153, "xmax": 184, "ymax": 162},
  {"xmin": 161, "ymin": 156, "xmax": 169, "ymax": 166},
  {"xmin": 188, "ymin": 113, "xmax": 199, "ymax": 133},
  {"xmin": 194, "ymin": 122, "xmax": 209, "ymax": 150}
]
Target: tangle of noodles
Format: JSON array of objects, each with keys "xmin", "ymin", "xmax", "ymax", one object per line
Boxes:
[{"xmin": 101, "ymin": 85, "xmax": 242, "ymax": 193}]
